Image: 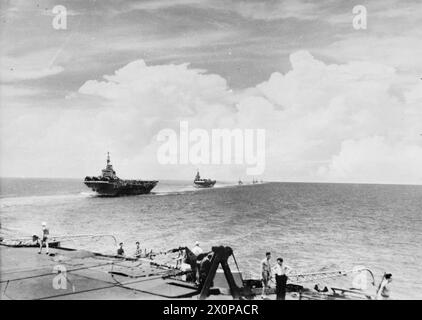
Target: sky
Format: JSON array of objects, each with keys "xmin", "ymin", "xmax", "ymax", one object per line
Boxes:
[{"xmin": 1, "ymin": 0, "xmax": 422, "ymax": 184}]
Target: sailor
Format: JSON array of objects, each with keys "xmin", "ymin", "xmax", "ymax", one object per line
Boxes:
[
  {"xmin": 117, "ymin": 242, "xmax": 125, "ymax": 256},
  {"xmin": 191, "ymin": 241, "xmax": 203, "ymax": 256},
  {"xmin": 199, "ymin": 253, "xmax": 214, "ymax": 291},
  {"xmin": 38, "ymin": 222, "xmax": 50, "ymax": 255},
  {"xmin": 134, "ymin": 241, "xmax": 142, "ymax": 258},
  {"xmin": 376, "ymin": 273, "xmax": 393, "ymax": 300},
  {"xmin": 191, "ymin": 242, "xmax": 203, "ymax": 283},
  {"xmin": 272, "ymin": 258, "xmax": 292, "ymax": 300},
  {"xmin": 261, "ymin": 252, "xmax": 272, "ymax": 298}
]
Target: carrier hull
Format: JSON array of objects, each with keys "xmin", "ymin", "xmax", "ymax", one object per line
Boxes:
[
  {"xmin": 193, "ymin": 180, "xmax": 216, "ymax": 188},
  {"xmin": 84, "ymin": 180, "xmax": 158, "ymax": 196}
]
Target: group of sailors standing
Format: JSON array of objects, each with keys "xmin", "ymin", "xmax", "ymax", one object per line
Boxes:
[
  {"xmin": 260, "ymin": 251, "xmax": 393, "ymax": 300},
  {"xmin": 35, "ymin": 222, "xmax": 392, "ymax": 300},
  {"xmin": 116, "ymin": 241, "xmax": 154, "ymax": 258},
  {"xmin": 261, "ymin": 251, "xmax": 291, "ymax": 300},
  {"xmin": 115, "ymin": 240, "xmax": 393, "ymax": 300},
  {"xmin": 190, "ymin": 243, "xmax": 292, "ymax": 300}
]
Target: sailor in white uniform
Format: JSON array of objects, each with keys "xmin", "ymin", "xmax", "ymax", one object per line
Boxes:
[
  {"xmin": 38, "ymin": 222, "xmax": 50, "ymax": 255},
  {"xmin": 191, "ymin": 241, "xmax": 203, "ymax": 256}
]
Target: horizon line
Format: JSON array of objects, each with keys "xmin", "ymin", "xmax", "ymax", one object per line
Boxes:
[{"xmin": 1, "ymin": 176, "xmax": 422, "ymax": 187}]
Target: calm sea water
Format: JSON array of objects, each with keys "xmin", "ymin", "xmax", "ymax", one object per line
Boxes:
[{"xmin": 1, "ymin": 178, "xmax": 421, "ymax": 299}]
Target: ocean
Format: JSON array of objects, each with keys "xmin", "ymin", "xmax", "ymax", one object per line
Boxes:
[{"xmin": 1, "ymin": 178, "xmax": 421, "ymax": 299}]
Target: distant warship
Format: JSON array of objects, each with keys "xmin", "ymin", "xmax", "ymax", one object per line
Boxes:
[
  {"xmin": 84, "ymin": 153, "xmax": 158, "ymax": 196},
  {"xmin": 193, "ymin": 170, "xmax": 216, "ymax": 188}
]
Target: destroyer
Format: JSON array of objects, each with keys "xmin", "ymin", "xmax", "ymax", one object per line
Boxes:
[{"xmin": 84, "ymin": 153, "xmax": 158, "ymax": 196}]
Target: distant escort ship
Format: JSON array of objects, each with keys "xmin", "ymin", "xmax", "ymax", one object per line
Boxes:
[
  {"xmin": 193, "ymin": 170, "xmax": 216, "ymax": 188},
  {"xmin": 84, "ymin": 153, "xmax": 158, "ymax": 196}
]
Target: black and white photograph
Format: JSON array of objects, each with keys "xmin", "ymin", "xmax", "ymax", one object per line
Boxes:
[{"xmin": 0, "ymin": 0, "xmax": 421, "ymax": 305}]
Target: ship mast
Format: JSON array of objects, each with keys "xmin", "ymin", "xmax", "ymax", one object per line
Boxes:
[{"xmin": 107, "ymin": 152, "xmax": 110, "ymax": 165}]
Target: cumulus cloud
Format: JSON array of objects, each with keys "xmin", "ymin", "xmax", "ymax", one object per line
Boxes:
[
  {"xmin": 78, "ymin": 60, "xmax": 233, "ymax": 119},
  {"xmin": 1, "ymin": 51, "xmax": 421, "ymax": 183},
  {"xmin": 319, "ymin": 137, "xmax": 422, "ymax": 184},
  {"xmin": 0, "ymin": 59, "xmax": 236, "ymax": 178},
  {"xmin": 319, "ymin": 34, "xmax": 422, "ymax": 74},
  {"xmin": 234, "ymin": 50, "xmax": 422, "ymax": 183}
]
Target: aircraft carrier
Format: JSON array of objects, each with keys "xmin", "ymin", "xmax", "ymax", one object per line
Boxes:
[
  {"xmin": 84, "ymin": 153, "xmax": 158, "ymax": 196},
  {"xmin": 193, "ymin": 171, "xmax": 216, "ymax": 188}
]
